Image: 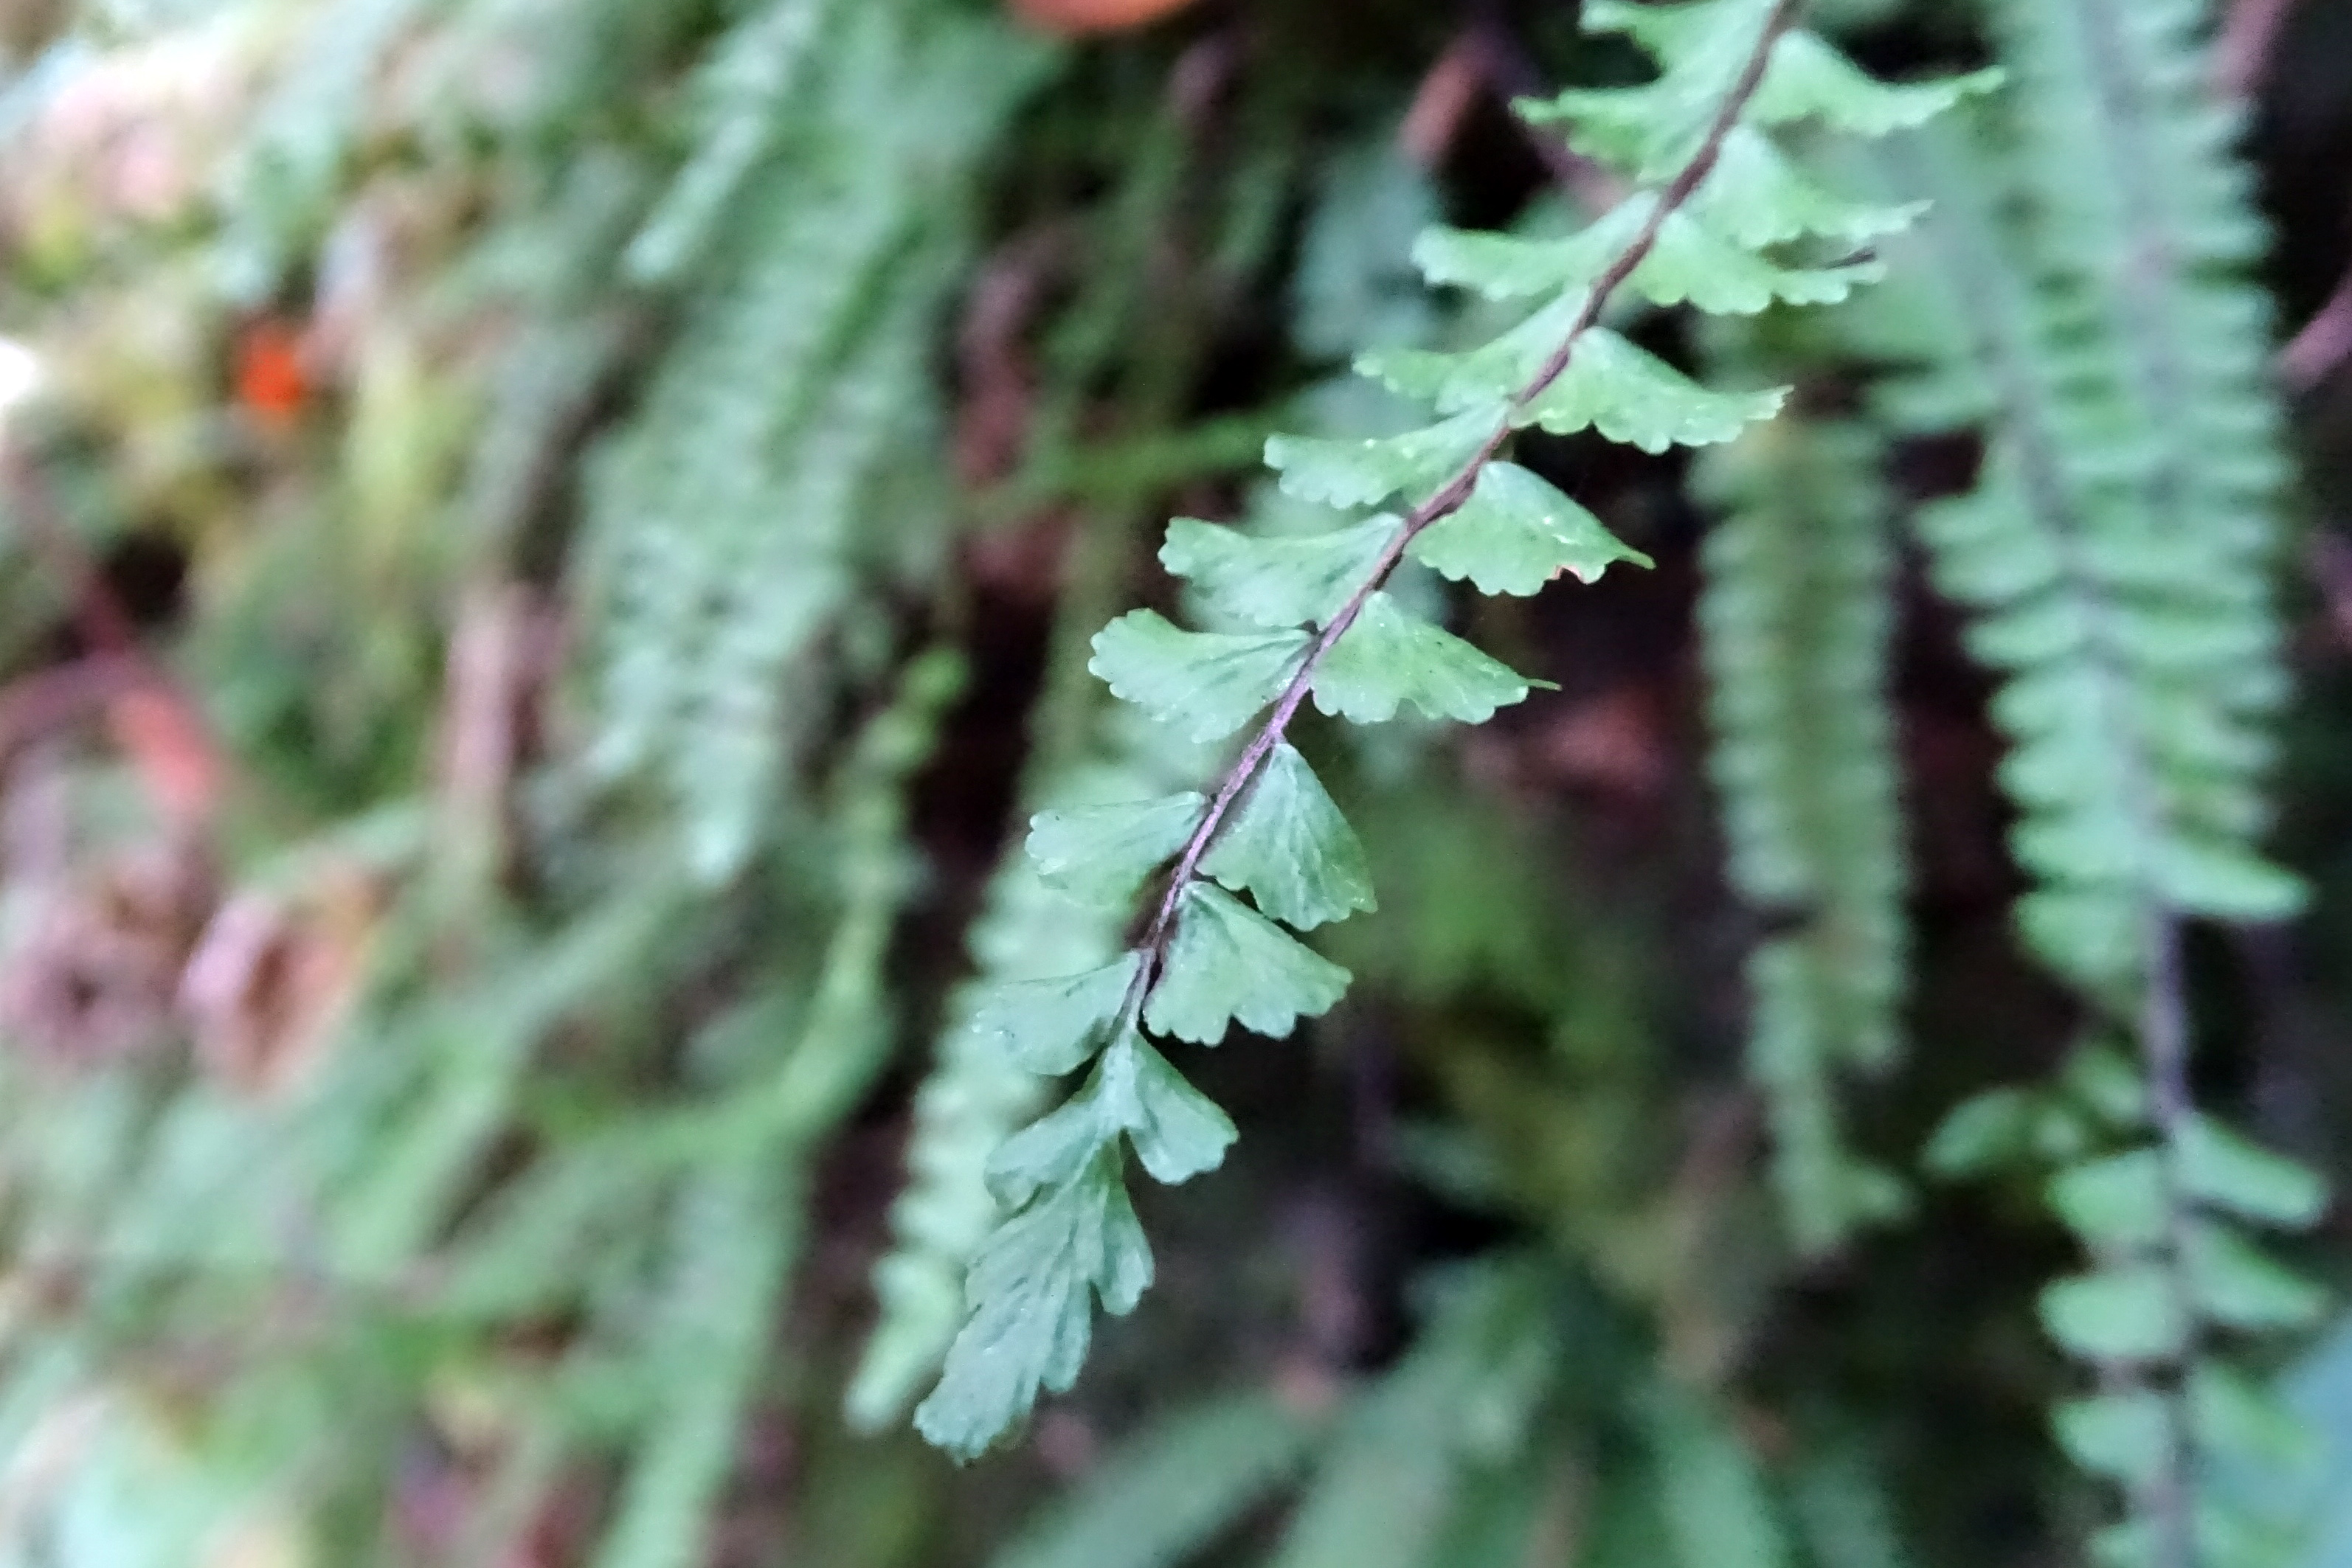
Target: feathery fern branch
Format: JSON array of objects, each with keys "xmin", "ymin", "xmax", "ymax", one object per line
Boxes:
[
  {"xmin": 914, "ymin": 0, "xmax": 1996, "ymax": 1460},
  {"xmin": 1122, "ymin": 0, "xmax": 1810, "ymax": 974},
  {"xmin": 1864, "ymin": 1, "xmax": 2326, "ymax": 1551},
  {"xmin": 583, "ymin": 7, "xmax": 1042, "ymax": 881},
  {"xmin": 589, "ymin": 648, "xmax": 964, "ymax": 1568},
  {"xmin": 1695, "ymin": 386, "xmax": 1908, "ymax": 1256}
]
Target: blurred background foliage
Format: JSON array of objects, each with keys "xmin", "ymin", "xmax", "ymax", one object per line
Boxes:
[{"xmin": 0, "ymin": 0, "xmax": 2346, "ymax": 1565}]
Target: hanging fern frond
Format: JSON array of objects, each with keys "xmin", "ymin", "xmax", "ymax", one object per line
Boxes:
[
  {"xmin": 587, "ymin": 648, "xmax": 964, "ymax": 1568},
  {"xmin": 1871, "ymin": 37, "xmax": 2298, "ymax": 1010},
  {"xmin": 912, "ymin": 0, "xmax": 1997, "ymax": 1460},
  {"xmin": 986, "ymin": 1391, "xmax": 1321, "ymax": 1568},
  {"xmin": 1695, "ymin": 382, "xmax": 1909, "ymax": 1255},
  {"xmin": 1858, "ymin": 0, "xmax": 2327, "ymax": 1555},
  {"xmin": 622, "ymin": 0, "xmax": 840, "ymax": 285},
  {"xmin": 582, "ymin": 8, "xmax": 1045, "ymax": 881},
  {"xmin": 1267, "ymin": 1262, "xmax": 1563, "ymax": 1568},
  {"xmin": 589, "ymin": 1151, "xmax": 803, "ymax": 1568}
]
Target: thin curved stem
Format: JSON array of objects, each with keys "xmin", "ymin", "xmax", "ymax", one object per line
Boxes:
[{"xmin": 1135, "ymin": 0, "xmax": 1802, "ymax": 980}]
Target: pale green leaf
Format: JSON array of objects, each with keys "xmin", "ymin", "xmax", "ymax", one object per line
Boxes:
[
  {"xmin": 1098, "ymin": 1030, "xmax": 1239, "ymax": 1185},
  {"xmin": 2039, "ymin": 1266, "xmax": 2190, "ymax": 1362},
  {"xmin": 1523, "ymin": 22, "xmax": 1996, "ymax": 179},
  {"xmin": 1692, "ymin": 128, "xmax": 1926, "ymax": 248},
  {"xmin": 1311, "ymin": 593, "xmax": 1536, "ymax": 725},
  {"xmin": 1090, "ymin": 611, "xmax": 1311, "ymax": 743},
  {"xmin": 1754, "ymin": 35, "xmax": 2003, "ymax": 138},
  {"xmin": 2186, "ymin": 1363, "xmax": 2313, "ymax": 1468},
  {"xmin": 1515, "ymin": 330, "xmax": 1786, "ymax": 452},
  {"xmin": 2048, "ymin": 1149, "xmax": 2168, "ymax": 1250},
  {"xmin": 1160, "ymin": 516, "xmax": 1394, "ymax": 630},
  {"xmin": 1410, "ymin": 462, "xmax": 1651, "ymax": 595},
  {"xmin": 1923, "ymin": 1087, "xmax": 2048, "ymax": 1178},
  {"xmin": 2061, "ymin": 1047, "xmax": 2153, "ymax": 1131},
  {"xmin": 2184, "ymin": 1224, "xmax": 2328, "ymax": 1331},
  {"xmin": 1519, "ymin": 83, "xmax": 1706, "ymax": 177},
  {"xmin": 992, "ymin": 1030, "xmax": 1238, "ymax": 1197},
  {"xmin": 1200, "ymin": 743, "xmax": 1376, "ymax": 930},
  {"xmin": 2017, "ymin": 887, "xmax": 2144, "ymax": 999},
  {"xmin": 972, "ymin": 955, "xmax": 1144, "ymax": 1076},
  {"xmin": 1027, "ymin": 794, "xmax": 1206, "ymax": 908},
  {"xmin": 1516, "ymin": 1, "xmax": 1779, "ymax": 176},
  {"xmin": 989, "ymin": 1096, "xmax": 1119, "ymax": 1208},
  {"xmin": 2088, "ymin": 1520, "xmax": 2167, "ymax": 1568},
  {"xmin": 2178, "ymin": 1114, "xmax": 2329, "ymax": 1231},
  {"xmin": 1577, "ymin": 0, "xmax": 1738, "ymax": 63},
  {"xmin": 916, "ymin": 1151, "xmax": 1154, "ymax": 1462},
  {"xmin": 1265, "ymin": 408, "xmax": 1501, "ymax": 508},
  {"xmin": 2151, "ymin": 838, "xmax": 2307, "ymax": 923},
  {"xmin": 1646, "ymin": 1379, "xmax": 1794, "ymax": 1568},
  {"xmin": 1357, "ymin": 294, "xmax": 1577, "ymax": 416},
  {"xmin": 1414, "ymin": 200, "xmax": 1879, "ymax": 313},
  {"xmin": 1031, "ymin": 1157, "xmax": 1154, "ymax": 1318},
  {"xmin": 1413, "ymin": 218, "xmax": 1613, "ymax": 301},
  {"xmin": 1144, "ymin": 884, "xmax": 1352, "ymax": 1046},
  {"xmin": 1630, "ymin": 212, "xmax": 1884, "ymax": 313},
  {"xmin": 2054, "ymin": 1392, "xmax": 2172, "ymax": 1490}
]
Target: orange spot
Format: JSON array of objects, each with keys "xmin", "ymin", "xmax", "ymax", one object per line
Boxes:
[
  {"xmin": 1009, "ymin": 0, "xmax": 1201, "ymax": 35},
  {"xmin": 235, "ymin": 321, "xmax": 308, "ymax": 430}
]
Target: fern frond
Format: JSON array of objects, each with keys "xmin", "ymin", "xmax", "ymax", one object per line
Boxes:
[
  {"xmin": 915, "ymin": 0, "xmax": 1996, "ymax": 1460},
  {"xmin": 1866, "ymin": 1, "xmax": 2325, "ymax": 1555},
  {"xmin": 987, "ymin": 1392, "xmax": 1320, "ymax": 1568},
  {"xmin": 582, "ymin": 10, "xmax": 1042, "ymax": 881},
  {"xmin": 1268, "ymin": 1263, "xmax": 1563, "ymax": 1568},
  {"xmin": 1873, "ymin": 35, "xmax": 2297, "ymax": 1007},
  {"xmin": 582, "ymin": 204, "xmax": 918, "ymax": 878},
  {"xmin": 845, "ymin": 871, "xmax": 1080, "ymax": 1431},
  {"xmin": 592, "ymin": 647, "xmax": 962, "ymax": 1567},
  {"xmin": 622, "ymin": 0, "xmax": 839, "ymax": 285},
  {"xmin": 589, "ymin": 1154, "xmax": 801, "ymax": 1568},
  {"xmin": 1695, "ymin": 397, "xmax": 1909, "ymax": 1255}
]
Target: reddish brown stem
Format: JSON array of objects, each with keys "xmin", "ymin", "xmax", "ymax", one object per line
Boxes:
[
  {"xmin": 2214, "ymin": 0, "xmax": 2297, "ymax": 100},
  {"xmin": 1134, "ymin": 0, "xmax": 1802, "ymax": 985},
  {"xmin": 2283, "ymin": 266, "xmax": 2352, "ymax": 392}
]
